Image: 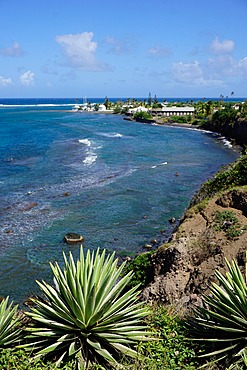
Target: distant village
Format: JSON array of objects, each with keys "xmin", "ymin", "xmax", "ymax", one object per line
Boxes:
[{"xmin": 72, "ymin": 95, "xmax": 245, "ymax": 125}]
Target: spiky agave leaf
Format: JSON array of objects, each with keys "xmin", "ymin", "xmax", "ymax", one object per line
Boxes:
[
  {"xmin": 187, "ymin": 254, "xmax": 247, "ymax": 369},
  {"xmin": 0, "ymin": 296, "xmax": 22, "ymax": 347},
  {"xmin": 21, "ymin": 247, "xmax": 152, "ymax": 368}
]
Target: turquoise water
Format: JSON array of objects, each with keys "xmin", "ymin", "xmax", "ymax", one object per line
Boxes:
[{"xmin": 0, "ymin": 100, "xmax": 239, "ymax": 302}]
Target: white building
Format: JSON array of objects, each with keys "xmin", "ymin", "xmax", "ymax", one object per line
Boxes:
[
  {"xmin": 151, "ymin": 106, "xmax": 195, "ymax": 117},
  {"xmin": 128, "ymin": 106, "xmax": 149, "ymax": 114}
]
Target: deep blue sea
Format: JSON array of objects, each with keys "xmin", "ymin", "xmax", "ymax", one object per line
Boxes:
[{"xmin": 0, "ymin": 98, "xmax": 240, "ymax": 303}]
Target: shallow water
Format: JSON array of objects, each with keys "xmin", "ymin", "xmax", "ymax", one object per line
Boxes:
[{"xmin": 0, "ymin": 101, "xmax": 239, "ymax": 302}]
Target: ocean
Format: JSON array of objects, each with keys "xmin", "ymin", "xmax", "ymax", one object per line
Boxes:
[{"xmin": 0, "ymin": 98, "xmax": 240, "ymax": 303}]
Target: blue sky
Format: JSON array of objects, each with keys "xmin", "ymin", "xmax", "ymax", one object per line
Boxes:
[{"xmin": 0, "ymin": 0, "xmax": 246, "ymax": 98}]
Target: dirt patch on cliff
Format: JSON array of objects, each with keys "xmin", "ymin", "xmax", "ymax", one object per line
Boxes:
[{"xmin": 142, "ymin": 189, "xmax": 247, "ymax": 310}]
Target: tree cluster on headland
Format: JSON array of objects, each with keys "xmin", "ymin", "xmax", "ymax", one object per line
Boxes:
[{"xmin": 1, "ymin": 98, "xmax": 247, "ymax": 369}]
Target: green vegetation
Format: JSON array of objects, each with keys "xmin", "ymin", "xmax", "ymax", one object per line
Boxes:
[
  {"xmin": 168, "ymin": 115, "xmax": 191, "ymax": 124},
  {"xmin": 213, "ymin": 210, "xmax": 247, "ymax": 239},
  {"xmin": 121, "ymin": 252, "xmax": 153, "ymax": 289},
  {"xmin": 191, "ymin": 155, "xmax": 247, "ymax": 204},
  {"xmin": 0, "ymin": 349, "xmax": 75, "ymax": 370},
  {"xmin": 133, "ymin": 111, "xmax": 153, "ymax": 121},
  {"xmin": 21, "ymin": 247, "xmax": 152, "ymax": 369},
  {"xmin": 0, "ymin": 297, "xmax": 22, "ymax": 348},
  {"xmin": 187, "ymin": 255, "xmax": 247, "ymax": 370},
  {"xmin": 135, "ymin": 305, "xmax": 198, "ymax": 370}
]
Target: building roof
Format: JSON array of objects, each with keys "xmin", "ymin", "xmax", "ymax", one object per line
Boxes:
[{"xmin": 161, "ymin": 106, "xmax": 194, "ymax": 112}]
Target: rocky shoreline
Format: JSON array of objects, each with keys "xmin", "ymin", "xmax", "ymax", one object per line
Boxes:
[{"xmin": 141, "ymin": 185, "xmax": 247, "ymax": 311}]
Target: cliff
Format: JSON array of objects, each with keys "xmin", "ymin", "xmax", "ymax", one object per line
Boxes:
[
  {"xmin": 201, "ymin": 113, "xmax": 247, "ymax": 146},
  {"xmin": 142, "ymin": 188, "xmax": 247, "ymax": 310}
]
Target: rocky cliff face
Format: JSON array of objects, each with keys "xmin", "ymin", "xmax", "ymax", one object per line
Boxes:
[
  {"xmin": 142, "ymin": 189, "xmax": 247, "ymax": 310},
  {"xmin": 203, "ymin": 119, "xmax": 247, "ymax": 146}
]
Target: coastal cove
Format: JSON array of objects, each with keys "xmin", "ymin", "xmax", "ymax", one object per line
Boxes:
[{"xmin": 0, "ymin": 98, "xmax": 240, "ymax": 303}]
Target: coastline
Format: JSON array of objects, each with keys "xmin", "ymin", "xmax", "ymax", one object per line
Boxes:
[
  {"xmin": 124, "ymin": 114, "xmax": 243, "ymax": 153},
  {"xmin": 122, "ymin": 116, "xmax": 243, "ymax": 256}
]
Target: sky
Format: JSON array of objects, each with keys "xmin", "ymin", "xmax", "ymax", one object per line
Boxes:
[{"xmin": 0, "ymin": 0, "xmax": 246, "ymax": 99}]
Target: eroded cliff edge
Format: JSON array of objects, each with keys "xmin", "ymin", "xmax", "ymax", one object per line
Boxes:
[{"xmin": 142, "ymin": 188, "xmax": 247, "ymax": 309}]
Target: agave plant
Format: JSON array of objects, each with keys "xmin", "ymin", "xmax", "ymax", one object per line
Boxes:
[
  {"xmin": 0, "ymin": 296, "xmax": 22, "ymax": 347},
  {"xmin": 188, "ymin": 254, "xmax": 247, "ymax": 369},
  {"xmin": 22, "ymin": 247, "xmax": 151, "ymax": 369},
  {"xmin": 241, "ymin": 349, "xmax": 247, "ymax": 368}
]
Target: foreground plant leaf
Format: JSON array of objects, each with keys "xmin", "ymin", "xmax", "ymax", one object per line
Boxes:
[
  {"xmin": 187, "ymin": 253, "xmax": 247, "ymax": 369},
  {"xmin": 21, "ymin": 247, "xmax": 152, "ymax": 369},
  {"xmin": 0, "ymin": 297, "xmax": 22, "ymax": 347}
]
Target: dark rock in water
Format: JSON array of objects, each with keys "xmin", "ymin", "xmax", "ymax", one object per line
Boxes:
[
  {"xmin": 64, "ymin": 233, "xmax": 84, "ymax": 244},
  {"xmin": 6, "ymin": 229, "xmax": 13, "ymax": 234},
  {"xmin": 143, "ymin": 244, "xmax": 153, "ymax": 249},
  {"xmin": 20, "ymin": 202, "xmax": 38, "ymax": 211},
  {"xmin": 123, "ymin": 256, "xmax": 132, "ymax": 261},
  {"xmin": 169, "ymin": 217, "xmax": 176, "ymax": 224}
]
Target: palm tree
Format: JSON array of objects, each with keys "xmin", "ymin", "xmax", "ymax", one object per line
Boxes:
[
  {"xmin": 21, "ymin": 247, "xmax": 151, "ymax": 369},
  {"xmin": 188, "ymin": 254, "xmax": 247, "ymax": 369},
  {"xmin": 205, "ymin": 100, "xmax": 213, "ymax": 117},
  {"xmin": 195, "ymin": 101, "xmax": 206, "ymax": 118}
]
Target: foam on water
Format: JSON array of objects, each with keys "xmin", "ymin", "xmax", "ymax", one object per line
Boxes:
[
  {"xmin": 98, "ymin": 132, "xmax": 123, "ymax": 138},
  {"xmin": 83, "ymin": 154, "xmax": 97, "ymax": 165},
  {"xmin": 0, "ymin": 103, "xmax": 74, "ymax": 108},
  {"xmin": 78, "ymin": 138, "xmax": 92, "ymax": 146}
]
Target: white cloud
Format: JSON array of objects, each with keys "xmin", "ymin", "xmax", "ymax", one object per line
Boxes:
[
  {"xmin": 210, "ymin": 37, "xmax": 234, "ymax": 54},
  {"xmin": 238, "ymin": 57, "xmax": 247, "ymax": 74},
  {"xmin": 172, "ymin": 61, "xmax": 202, "ymax": 83},
  {"xmin": 207, "ymin": 55, "xmax": 238, "ymax": 76},
  {"xmin": 147, "ymin": 47, "xmax": 171, "ymax": 58},
  {"xmin": 0, "ymin": 76, "xmax": 12, "ymax": 86},
  {"xmin": 19, "ymin": 70, "xmax": 34, "ymax": 85},
  {"xmin": 0, "ymin": 42, "xmax": 26, "ymax": 57},
  {"xmin": 105, "ymin": 36, "xmax": 132, "ymax": 54},
  {"xmin": 205, "ymin": 37, "xmax": 247, "ymax": 78},
  {"xmin": 56, "ymin": 32, "xmax": 109, "ymax": 71},
  {"xmin": 171, "ymin": 61, "xmax": 223, "ymax": 87}
]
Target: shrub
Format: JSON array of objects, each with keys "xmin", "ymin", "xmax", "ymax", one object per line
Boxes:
[
  {"xmin": 212, "ymin": 210, "xmax": 246, "ymax": 239},
  {"xmin": 0, "ymin": 348, "xmax": 67, "ymax": 370},
  {"xmin": 121, "ymin": 252, "xmax": 153, "ymax": 289},
  {"xmin": 129, "ymin": 305, "xmax": 198, "ymax": 369},
  {"xmin": 21, "ymin": 247, "xmax": 152, "ymax": 369},
  {"xmin": 133, "ymin": 111, "xmax": 153, "ymax": 120},
  {"xmin": 191, "ymin": 155, "xmax": 247, "ymax": 205},
  {"xmin": 0, "ymin": 297, "xmax": 22, "ymax": 348},
  {"xmin": 187, "ymin": 254, "xmax": 247, "ymax": 369}
]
